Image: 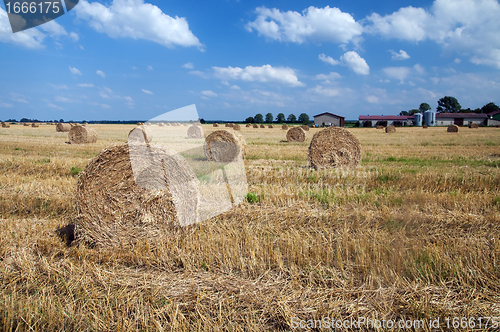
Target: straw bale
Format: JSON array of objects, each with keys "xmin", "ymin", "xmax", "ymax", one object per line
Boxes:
[
  {"xmin": 74, "ymin": 144, "xmax": 199, "ymax": 246},
  {"xmin": 282, "ymin": 124, "xmax": 289, "ymax": 130},
  {"xmin": 286, "ymin": 127, "xmax": 306, "ymax": 142},
  {"xmin": 31, "ymin": 123, "xmax": 39, "ymax": 128},
  {"xmin": 259, "ymin": 124, "xmax": 265, "ymax": 128},
  {"xmin": 268, "ymin": 125, "xmax": 273, "ymax": 128},
  {"xmin": 204, "ymin": 129, "xmax": 246, "ymax": 162},
  {"xmin": 468, "ymin": 123, "xmax": 479, "ymax": 129},
  {"xmin": 225, "ymin": 123, "xmax": 231, "ymax": 127},
  {"xmin": 245, "ymin": 123, "xmax": 251, "ymax": 127},
  {"xmin": 183, "ymin": 123, "xmax": 189, "ymax": 126},
  {"xmin": 2, "ymin": 122, "xmax": 10, "ymax": 128},
  {"xmin": 233, "ymin": 124, "xmax": 241, "ymax": 130},
  {"xmin": 23, "ymin": 123, "xmax": 30, "ymax": 126},
  {"xmin": 423, "ymin": 125, "xmax": 428, "ymax": 129},
  {"xmin": 253, "ymin": 124, "xmax": 259, "ymax": 128},
  {"xmin": 308, "ymin": 127, "xmax": 361, "ymax": 169},
  {"xmin": 187, "ymin": 125, "xmax": 204, "ymax": 139},
  {"xmin": 213, "ymin": 123, "xmax": 219, "ymax": 127},
  {"xmin": 385, "ymin": 125, "xmax": 396, "ymax": 133},
  {"xmin": 129, "ymin": 125, "xmax": 153, "ymax": 143},
  {"xmin": 376, "ymin": 125, "xmax": 384, "ymax": 129},
  {"xmin": 137, "ymin": 122, "xmax": 144, "ymax": 125},
  {"xmin": 158, "ymin": 123, "xmax": 165, "ymax": 127},
  {"xmin": 301, "ymin": 125, "xmax": 309, "ymax": 131},
  {"xmin": 69, "ymin": 125, "xmax": 98, "ymax": 144},
  {"xmin": 447, "ymin": 124, "xmax": 459, "ymax": 132}
]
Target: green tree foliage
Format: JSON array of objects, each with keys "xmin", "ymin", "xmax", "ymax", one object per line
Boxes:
[
  {"xmin": 254, "ymin": 114, "xmax": 264, "ymax": 123},
  {"xmin": 245, "ymin": 116, "xmax": 254, "ymax": 123},
  {"xmin": 480, "ymin": 102, "xmax": 500, "ymax": 114},
  {"xmin": 287, "ymin": 114, "xmax": 296, "ymax": 123},
  {"xmin": 436, "ymin": 96, "xmax": 461, "ymax": 113},
  {"xmin": 265, "ymin": 113, "xmax": 273, "ymax": 123},
  {"xmin": 399, "ymin": 109, "xmax": 419, "ymax": 116},
  {"xmin": 419, "ymin": 103, "xmax": 431, "ymax": 113},
  {"xmin": 276, "ymin": 113, "xmax": 285, "ymax": 123},
  {"xmin": 298, "ymin": 113, "xmax": 310, "ymax": 124}
]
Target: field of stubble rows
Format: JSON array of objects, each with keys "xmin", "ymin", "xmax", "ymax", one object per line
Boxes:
[{"xmin": 1, "ymin": 124, "xmax": 500, "ymax": 331}]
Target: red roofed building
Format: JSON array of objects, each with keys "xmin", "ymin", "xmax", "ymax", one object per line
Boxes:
[{"xmin": 435, "ymin": 113, "xmax": 488, "ymax": 126}]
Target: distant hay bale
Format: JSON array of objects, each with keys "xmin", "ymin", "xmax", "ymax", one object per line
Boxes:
[
  {"xmin": 183, "ymin": 123, "xmax": 189, "ymax": 126},
  {"xmin": 282, "ymin": 124, "xmax": 289, "ymax": 130},
  {"xmin": 158, "ymin": 123, "xmax": 165, "ymax": 127},
  {"xmin": 253, "ymin": 124, "xmax": 259, "ymax": 128},
  {"xmin": 69, "ymin": 125, "xmax": 98, "ymax": 144},
  {"xmin": 268, "ymin": 125, "xmax": 273, "ymax": 128},
  {"xmin": 301, "ymin": 125, "xmax": 309, "ymax": 131},
  {"xmin": 129, "ymin": 125, "xmax": 153, "ymax": 143},
  {"xmin": 229, "ymin": 123, "xmax": 235, "ymax": 127},
  {"xmin": 308, "ymin": 127, "xmax": 361, "ymax": 169},
  {"xmin": 83, "ymin": 122, "xmax": 88, "ymax": 125},
  {"xmin": 213, "ymin": 123, "xmax": 219, "ymax": 127},
  {"xmin": 233, "ymin": 124, "xmax": 241, "ymax": 130},
  {"xmin": 225, "ymin": 123, "xmax": 231, "ymax": 127},
  {"xmin": 286, "ymin": 127, "xmax": 306, "ymax": 142},
  {"xmin": 50, "ymin": 123, "xmax": 55, "ymax": 125},
  {"xmin": 260, "ymin": 124, "xmax": 265, "ymax": 128},
  {"xmin": 146, "ymin": 122, "xmax": 151, "ymax": 125},
  {"xmin": 385, "ymin": 125, "xmax": 396, "ymax": 133},
  {"xmin": 187, "ymin": 125, "xmax": 204, "ymax": 139},
  {"xmin": 23, "ymin": 123, "xmax": 30, "ymax": 127},
  {"xmin": 2, "ymin": 122, "xmax": 10, "ymax": 128},
  {"xmin": 74, "ymin": 144, "xmax": 199, "ymax": 246},
  {"xmin": 31, "ymin": 123, "xmax": 39, "ymax": 128},
  {"xmin": 447, "ymin": 124, "xmax": 459, "ymax": 132},
  {"xmin": 376, "ymin": 125, "xmax": 384, "ymax": 129},
  {"xmin": 204, "ymin": 130, "xmax": 246, "ymax": 162},
  {"xmin": 468, "ymin": 123, "xmax": 479, "ymax": 129},
  {"xmin": 137, "ymin": 122, "xmax": 144, "ymax": 125},
  {"xmin": 245, "ymin": 123, "xmax": 251, "ymax": 127},
  {"xmin": 423, "ymin": 125, "xmax": 428, "ymax": 129}
]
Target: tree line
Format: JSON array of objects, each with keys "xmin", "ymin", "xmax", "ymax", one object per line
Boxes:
[
  {"xmin": 244, "ymin": 112, "xmax": 310, "ymax": 124},
  {"xmin": 400, "ymin": 97, "xmax": 500, "ymax": 116}
]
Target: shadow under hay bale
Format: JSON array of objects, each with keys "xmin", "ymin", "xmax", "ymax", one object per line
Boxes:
[
  {"xmin": 447, "ymin": 124, "xmax": 459, "ymax": 132},
  {"xmin": 55, "ymin": 224, "xmax": 75, "ymax": 247},
  {"xmin": 56, "ymin": 123, "xmax": 71, "ymax": 132},
  {"xmin": 468, "ymin": 123, "xmax": 479, "ymax": 129},
  {"xmin": 129, "ymin": 125, "xmax": 153, "ymax": 143},
  {"xmin": 74, "ymin": 144, "xmax": 199, "ymax": 247},
  {"xmin": 281, "ymin": 124, "xmax": 289, "ymax": 130},
  {"xmin": 187, "ymin": 125, "xmax": 204, "ymax": 138},
  {"xmin": 69, "ymin": 125, "xmax": 98, "ymax": 144},
  {"xmin": 286, "ymin": 127, "xmax": 305, "ymax": 142},
  {"xmin": 204, "ymin": 130, "xmax": 246, "ymax": 162},
  {"xmin": 385, "ymin": 125, "xmax": 396, "ymax": 133},
  {"xmin": 308, "ymin": 127, "xmax": 361, "ymax": 169},
  {"xmin": 301, "ymin": 125, "xmax": 309, "ymax": 131}
]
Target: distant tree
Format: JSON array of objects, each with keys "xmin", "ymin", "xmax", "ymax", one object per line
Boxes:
[
  {"xmin": 200, "ymin": 118, "xmax": 206, "ymax": 124},
  {"xmin": 276, "ymin": 113, "xmax": 285, "ymax": 123},
  {"xmin": 399, "ymin": 109, "xmax": 419, "ymax": 116},
  {"xmin": 419, "ymin": 103, "xmax": 431, "ymax": 113},
  {"xmin": 298, "ymin": 113, "xmax": 310, "ymax": 124},
  {"xmin": 480, "ymin": 102, "xmax": 500, "ymax": 114},
  {"xmin": 20, "ymin": 118, "xmax": 29, "ymax": 122},
  {"xmin": 399, "ymin": 111, "xmax": 409, "ymax": 116},
  {"xmin": 245, "ymin": 116, "xmax": 255, "ymax": 123},
  {"xmin": 60, "ymin": 119, "xmax": 64, "ymax": 123},
  {"xmin": 254, "ymin": 114, "xmax": 264, "ymax": 123},
  {"xmin": 436, "ymin": 96, "xmax": 461, "ymax": 113},
  {"xmin": 265, "ymin": 113, "xmax": 273, "ymax": 123},
  {"xmin": 287, "ymin": 114, "xmax": 296, "ymax": 123}
]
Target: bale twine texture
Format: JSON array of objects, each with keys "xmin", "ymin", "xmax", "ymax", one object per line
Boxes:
[
  {"xmin": 385, "ymin": 125, "xmax": 396, "ymax": 133},
  {"xmin": 308, "ymin": 127, "xmax": 361, "ymax": 170},
  {"xmin": 447, "ymin": 125, "xmax": 459, "ymax": 132},
  {"xmin": 69, "ymin": 125, "xmax": 98, "ymax": 144},
  {"xmin": 204, "ymin": 130, "xmax": 246, "ymax": 162},
  {"xmin": 286, "ymin": 127, "xmax": 306, "ymax": 142},
  {"xmin": 187, "ymin": 125, "xmax": 204, "ymax": 139}
]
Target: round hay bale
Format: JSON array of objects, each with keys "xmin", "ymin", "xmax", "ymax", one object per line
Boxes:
[
  {"xmin": 187, "ymin": 125, "xmax": 204, "ymax": 139},
  {"xmin": 74, "ymin": 144, "xmax": 199, "ymax": 246},
  {"xmin": 56, "ymin": 123, "xmax": 70, "ymax": 132},
  {"xmin": 31, "ymin": 123, "xmax": 39, "ymax": 128},
  {"xmin": 204, "ymin": 130, "xmax": 246, "ymax": 162},
  {"xmin": 253, "ymin": 124, "xmax": 259, "ymax": 128},
  {"xmin": 229, "ymin": 123, "xmax": 235, "ymax": 127},
  {"xmin": 233, "ymin": 124, "xmax": 241, "ymax": 130},
  {"xmin": 468, "ymin": 123, "xmax": 479, "ymax": 129},
  {"xmin": 69, "ymin": 125, "xmax": 98, "ymax": 144},
  {"xmin": 129, "ymin": 125, "xmax": 153, "ymax": 143},
  {"xmin": 376, "ymin": 125, "xmax": 384, "ymax": 129},
  {"xmin": 158, "ymin": 123, "xmax": 165, "ymax": 127},
  {"xmin": 385, "ymin": 125, "xmax": 396, "ymax": 133},
  {"xmin": 50, "ymin": 123, "xmax": 55, "ymax": 125},
  {"xmin": 447, "ymin": 124, "xmax": 459, "ymax": 132},
  {"xmin": 23, "ymin": 123, "xmax": 30, "ymax": 127},
  {"xmin": 282, "ymin": 124, "xmax": 289, "ymax": 130},
  {"xmin": 2, "ymin": 122, "xmax": 10, "ymax": 128},
  {"xmin": 308, "ymin": 127, "xmax": 361, "ymax": 169},
  {"xmin": 301, "ymin": 125, "xmax": 309, "ymax": 131},
  {"xmin": 146, "ymin": 122, "xmax": 151, "ymax": 125},
  {"xmin": 183, "ymin": 123, "xmax": 189, "ymax": 126},
  {"xmin": 245, "ymin": 123, "xmax": 251, "ymax": 127},
  {"xmin": 268, "ymin": 125, "xmax": 273, "ymax": 129},
  {"xmin": 225, "ymin": 123, "xmax": 231, "ymax": 127},
  {"xmin": 423, "ymin": 125, "xmax": 428, "ymax": 129},
  {"xmin": 213, "ymin": 123, "xmax": 219, "ymax": 127},
  {"xmin": 83, "ymin": 122, "xmax": 88, "ymax": 125},
  {"xmin": 137, "ymin": 122, "xmax": 144, "ymax": 125},
  {"xmin": 260, "ymin": 124, "xmax": 265, "ymax": 128},
  {"xmin": 286, "ymin": 127, "xmax": 306, "ymax": 142}
]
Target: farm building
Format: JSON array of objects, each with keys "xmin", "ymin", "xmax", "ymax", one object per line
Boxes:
[
  {"xmin": 313, "ymin": 112, "xmax": 345, "ymax": 127},
  {"xmin": 358, "ymin": 115, "xmax": 413, "ymax": 127},
  {"xmin": 487, "ymin": 110, "xmax": 500, "ymax": 126},
  {"xmin": 435, "ymin": 113, "xmax": 488, "ymax": 126}
]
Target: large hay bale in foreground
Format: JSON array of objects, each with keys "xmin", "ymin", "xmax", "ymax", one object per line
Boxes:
[
  {"xmin": 447, "ymin": 125, "xmax": 459, "ymax": 132},
  {"xmin": 253, "ymin": 124, "xmax": 259, "ymax": 128},
  {"xmin": 31, "ymin": 123, "xmax": 39, "ymax": 128},
  {"xmin": 308, "ymin": 127, "xmax": 361, "ymax": 169},
  {"xmin": 2, "ymin": 122, "xmax": 10, "ymax": 128},
  {"xmin": 213, "ymin": 123, "xmax": 219, "ymax": 127},
  {"xmin": 385, "ymin": 125, "xmax": 396, "ymax": 133},
  {"xmin": 301, "ymin": 125, "xmax": 309, "ymax": 131},
  {"xmin": 286, "ymin": 127, "xmax": 306, "ymax": 142},
  {"xmin": 56, "ymin": 123, "xmax": 71, "ymax": 132},
  {"xmin": 204, "ymin": 130, "xmax": 246, "ymax": 162},
  {"xmin": 233, "ymin": 124, "xmax": 241, "ymax": 130},
  {"xmin": 129, "ymin": 125, "xmax": 153, "ymax": 143},
  {"xmin": 74, "ymin": 144, "xmax": 199, "ymax": 246},
  {"xmin": 468, "ymin": 123, "xmax": 479, "ymax": 129},
  {"xmin": 187, "ymin": 125, "xmax": 204, "ymax": 139},
  {"xmin": 282, "ymin": 124, "xmax": 289, "ymax": 130},
  {"xmin": 69, "ymin": 125, "xmax": 98, "ymax": 144}
]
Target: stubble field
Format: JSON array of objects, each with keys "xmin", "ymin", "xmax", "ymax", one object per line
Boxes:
[{"xmin": 1, "ymin": 124, "xmax": 500, "ymax": 331}]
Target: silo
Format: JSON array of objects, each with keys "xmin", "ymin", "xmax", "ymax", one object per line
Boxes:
[
  {"xmin": 424, "ymin": 111, "xmax": 436, "ymax": 127},
  {"xmin": 413, "ymin": 113, "xmax": 423, "ymax": 126}
]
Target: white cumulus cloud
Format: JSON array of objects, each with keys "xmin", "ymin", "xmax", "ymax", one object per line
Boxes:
[
  {"xmin": 0, "ymin": 8, "xmax": 46, "ymax": 48},
  {"xmin": 390, "ymin": 49, "xmax": 410, "ymax": 60},
  {"xmin": 319, "ymin": 53, "xmax": 340, "ymax": 65},
  {"xmin": 201, "ymin": 90, "xmax": 218, "ymax": 97},
  {"xmin": 77, "ymin": 83, "xmax": 95, "ymax": 88},
  {"xmin": 182, "ymin": 63, "xmax": 194, "ymax": 69},
  {"xmin": 341, "ymin": 51, "xmax": 370, "ymax": 75},
  {"xmin": 212, "ymin": 64, "xmax": 304, "ymax": 87},
  {"xmin": 307, "ymin": 85, "xmax": 340, "ymax": 97},
  {"xmin": 69, "ymin": 67, "xmax": 82, "ymax": 75},
  {"xmin": 383, "ymin": 67, "xmax": 411, "ymax": 83},
  {"xmin": 96, "ymin": 70, "xmax": 106, "ymax": 78},
  {"xmin": 142, "ymin": 89, "xmax": 154, "ymax": 95},
  {"xmin": 75, "ymin": 0, "xmax": 203, "ymax": 49}
]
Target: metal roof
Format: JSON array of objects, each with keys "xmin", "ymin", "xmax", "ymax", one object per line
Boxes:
[
  {"xmin": 359, "ymin": 115, "xmax": 410, "ymax": 120},
  {"xmin": 313, "ymin": 112, "xmax": 345, "ymax": 119}
]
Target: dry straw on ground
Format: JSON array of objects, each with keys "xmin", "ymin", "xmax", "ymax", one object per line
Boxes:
[
  {"xmin": 204, "ymin": 129, "xmax": 246, "ymax": 162},
  {"xmin": 281, "ymin": 124, "xmax": 289, "ymax": 130},
  {"xmin": 301, "ymin": 125, "xmax": 309, "ymax": 131},
  {"xmin": 385, "ymin": 125, "xmax": 396, "ymax": 133},
  {"xmin": 286, "ymin": 127, "xmax": 306, "ymax": 142},
  {"xmin": 253, "ymin": 124, "xmax": 259, "ymax": 128},
  {"xmin": 308, "ymin": 127, "xmax": 361, "ymax": 169},
  {"xmin": 31, "ymin": 123, "xmax": 39, "ymax": 128},
  {"xmin": 448, "ymin": 124, "xmax": 459, "ymax": 132},
  {"xmin": 213, "ymin": 123, "xmax": 219, "ymax": 127},
  {"xmin": 69, "ymin": 125, "xmax": 98, "ymax": 144},
  {"xmin": 233, "ymin": 124, "xmax": 241, "ymax": 130},
  {"xmin": 74, "ymin": 144, "xmax": 199, "ymax": 246},
  {"xmin": 129, "ymin": 125, "xmax": 153, "ymax": 143},
  {"xmin": 187, "ymin": 125, "xmax": 204, "ymax": 139},
  {"xmin": 469, "ymin": 123, "xmax": 479, "ymax": 129},
  {"xmin": 268, "ymin": 125, "xmax": 273, "ymax": 129}
]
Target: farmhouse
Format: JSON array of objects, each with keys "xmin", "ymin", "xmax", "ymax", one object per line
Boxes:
[
  {"xmin": 435, "ymin": 113, "xmax": 488, "ymax": 126},
  {"xmin": 487, "ymin": 110, "xmax": 500, "ymax": 126},
  {"xmin": 358, "ymin": 115, "xmax": 413, "ymax": 127},
  {"xmin": 313, "ymin": 112, "xmax": 345, "ymax": 127}
]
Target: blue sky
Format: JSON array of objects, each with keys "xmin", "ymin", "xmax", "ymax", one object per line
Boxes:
[{"xmin": 1, "ymin": 0, "xmax": 500, "ymax": 121}]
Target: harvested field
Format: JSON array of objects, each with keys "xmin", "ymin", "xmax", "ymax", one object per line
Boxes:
[{"xmin": 1, "ymin": 124, "xmax": 500, "ymax": 331}]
